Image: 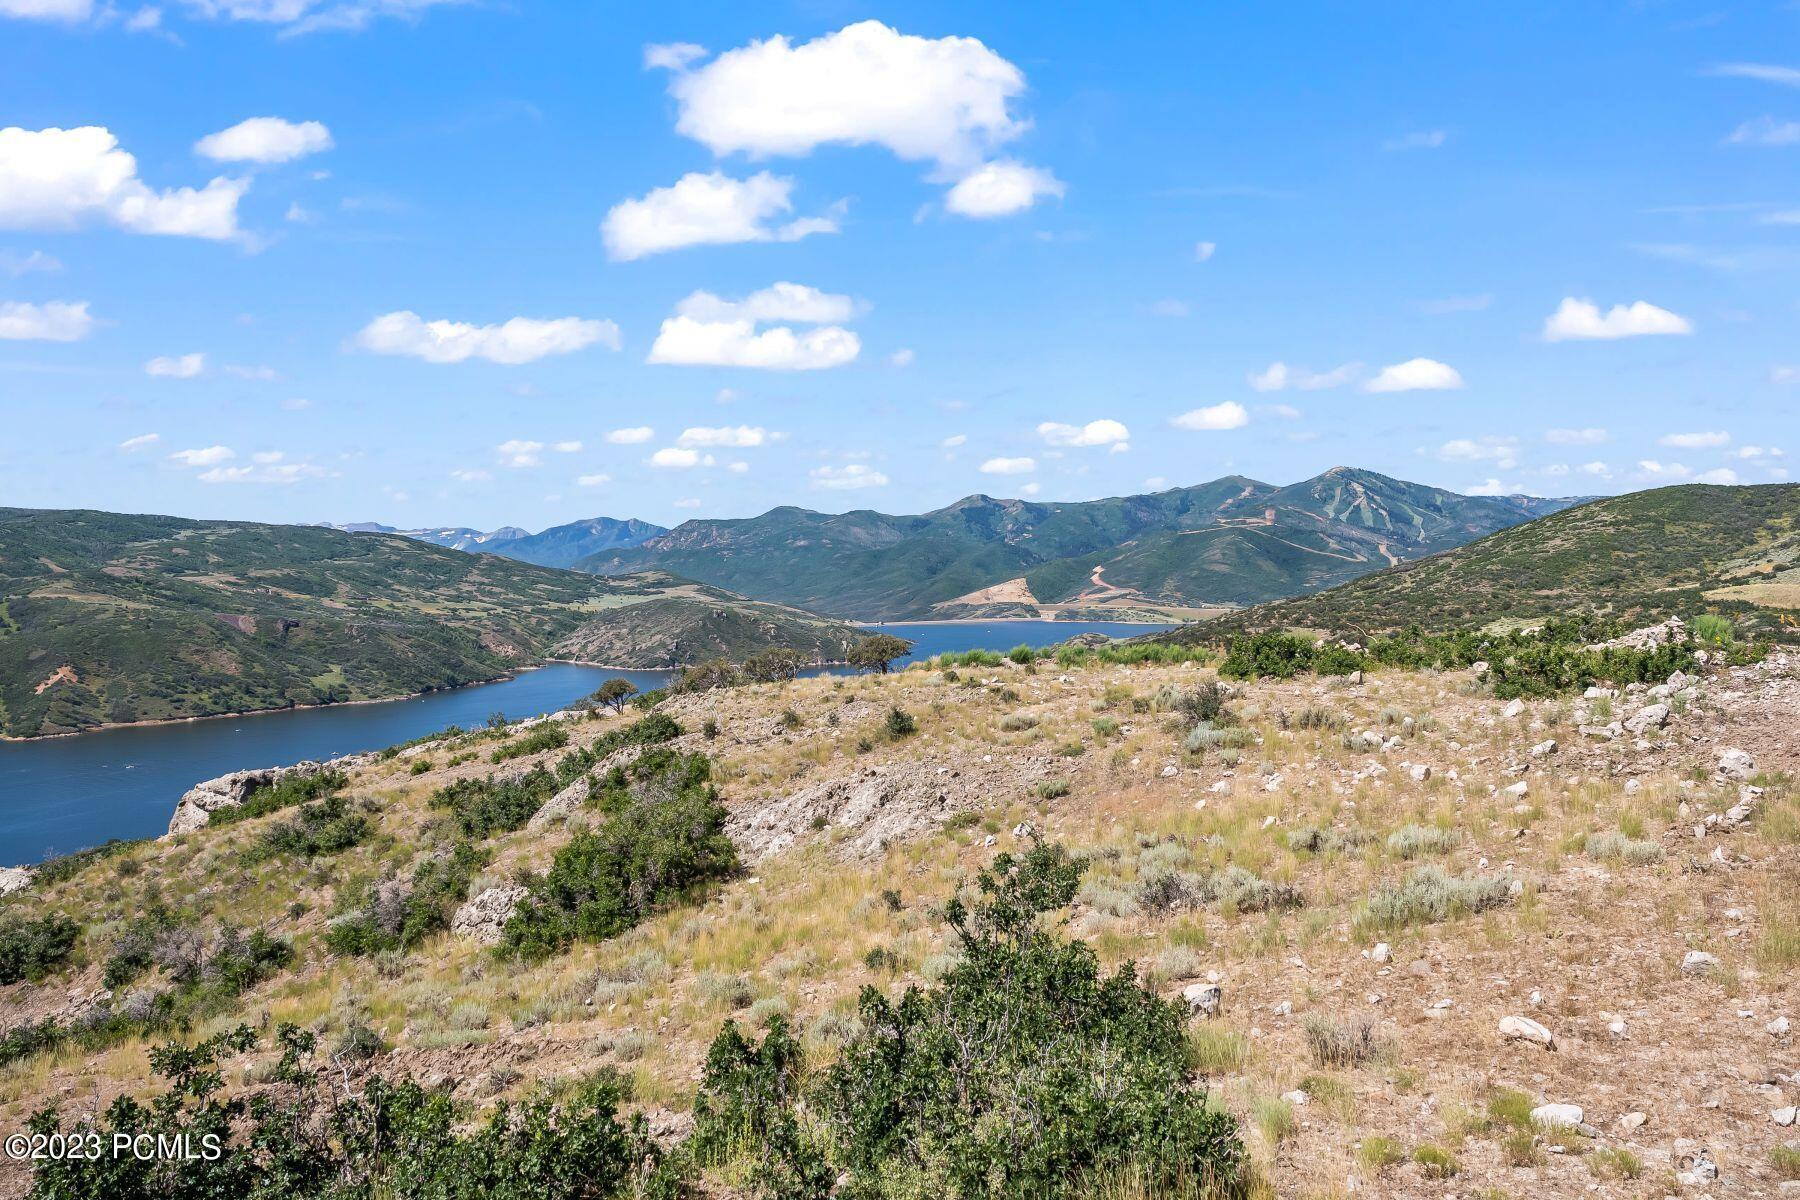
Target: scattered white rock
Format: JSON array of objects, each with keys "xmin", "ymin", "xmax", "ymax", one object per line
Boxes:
[
  {"xmin": 1529, "ymin": 738, "xmax": 1558, "ymax": 758},
  {"xmin": 1281, "ymin": 1089, "xmax": 1308, "ymax": 1106},
  {"xmin": 1502, "ymin": 780, "xmax": 1530, "ymax": 798},
  {"xmin": 1498, "ymin": 1015, "xmax": 1555, "ymax": 1049},
  {"xmin": 1161, "ymin": 764, "xmax": 1180, "ymax": 778},
  {"xmin": 0, "ymin": 866, "xmax": 31, "ymax": 897},
  {"xmin": 1371, "ymin": 942, "xmax": 1392, "ymax": 964},
  {"xmin": 1408, "ymin": 764, "xmax": 1432, "ymax": 783},
  {"xmin": 1608, "ymin": 1018, "xmax": 1628, "ymax": 1039},
  {"xmin": 1622, "ymin": 703, "xmax": 1670, "ymax": 735},
  {"xmin": 1769, "ymin": 1016, "xmax": 1792, "ymax": 1037},
  {"xmin": 1182, "ymin": 982, "xmax": 1222, "ymax": 1018},
  {"xmin": 1617, "ymin": 1111, "xmax": 1647, "ymax": 1131},
  {"xmin": 1502, "ymin": 698, "xmax": 1526, "ymax": 719},
  {"xmin": 1717, "ymin": 747, "xmax": 1756, "ymax": 780},
  {"xmin": 1681, "ymin": 950, "xmax": 1720, "ymax": 977},
  {"xmin": 451, "ymin": 885, "xmax": 530, "ymax": 944},
  {"xmin": 1773, "ymin": 1106, "xmax": 1798, "ymax": 1127},
  {"xmin": 1531, "ymin": 1103, "xmax": 1584, "ymax": 1128}
]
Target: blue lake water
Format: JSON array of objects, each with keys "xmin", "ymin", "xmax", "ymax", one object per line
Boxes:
[{"xmin": 0, "ymin": 620, "xmax": 1168, "ymax": 866}]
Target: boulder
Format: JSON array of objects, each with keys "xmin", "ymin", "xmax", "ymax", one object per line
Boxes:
[
  {"xmin": 1681, "ymin": 950, "xmax": 1720, "ymax": 977},
  {"xmin": 1529, "ymin": 739, "xmax": 1558, "ymax": 759},
  {"xmin": 1717, "ymin": 748, "xmax": 1756, "ymax": 780},
  {"xmin": 451, "ymin": 885, "xmax": 530, "ymax": 944},
  {"xmin": 1531, "ymin": 1103, "xmax": 1584, "ymax": 1128},
  {"xmin": 1622, "ymin": 703, "xmax": 1670, "ymax": 735},
  {"xmin": 1498, "ymin": 1015, "xmax": 1555, "ymax": 1049},
  {"xmin": 0, "ymin": 866, "xmax": 31, "ymax": 897},
  {"xmin": 1774, "ymin": 1107, "xmax": 1798, "ymax": 1127},
  {"xmin": 526, "ymin": 775, "xmax": 592, "ymax": 831},
  {"xmin": 1502, "ymin": 698, "xmax": 1525, "ymax": 719},
  {"xmin": 1182, "ymin": 982, "xmax": 1222, "ymax": 1018}
]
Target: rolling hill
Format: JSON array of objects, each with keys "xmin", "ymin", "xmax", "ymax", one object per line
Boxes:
[
  {"xmin": 579, "ymin": 468, "xmax": 1578, "ymax": 619},
  {"xmin": 1150, "ymin": 483, "xmax": 1800, "ymax": 643},
  {"xmin": 0, "ymin": 509, "xmax": 857, "ymax": 738}
]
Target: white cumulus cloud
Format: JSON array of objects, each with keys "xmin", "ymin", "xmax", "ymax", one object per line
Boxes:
[
  {"xmin": 649, "ymin": 283, "xmax": 860, "ymax": 371},
  {"xmin": 659, "ymin": 21, "xmax": 1055, "ymax": 215},
  {"xmin": 354, "ymin": 311, "xmax": 620, "ymax": 364},
  {"xmin": 119, "ymin": 432, "xmax": 160, "ymax": 451},
  {"xmin": 1037, "ymin": 419, "xmax": 1128, "ymax": 450},
  {"xmin": 145, "ymin": 352, "xmax": 205, "ymax": 378},
  {"xmin": 1542, "ymin": 297, "xmax": 1693, "ymax": 341},
  {"xmin": 602, "ymin": 171, "xmax": 838, "ymax": 260},
  {"xmin": 1659, "ymin": 431, "xmax": 1730, "ymax": 449},
  {"xmin": 811, "ymin": 463, "xmax": 888, "ymax": 489},
  {"xmin": 1364, "ymin": 358, "xmax": 1464, "ymax": 393},
  {"xmin": 496, "ymin": 439, "xmax": 543, "ymax": 467},
  {"xmin": 649, "ymin": 447, "xmax": 714, "ymax": 469},
  {"xmin": 0, "ymin": 126, "xmax": 247, "ymax": 240},
  {"xmin": 943, "ymin": 159, "xmax": 1064, "ymax": 218},
  {"xmin": 1437, "ymin": 436, "xmax": 1519, "ymax": 469},
  {"xmin": 0, "ymin": 0, "xmax": 94, "ymax": 21},
  {"xmin": 678, "ymin": 425, "xmax": 776, "ymax": 448},
  {"xmin": 0, "ymin": 299, "xmax": 94, "ymax": 341},
  {"xmin": 1248, "ymin": 361, "xmax": 1360, "ymax": 392},
  {"xmin": 1171, "ymin": 401, "xmax": 1249, "ymax": 431},
  {"xmin": 195, "ymin": 117, "xmax": 333, "ymax": 164},
  {"xmin": 577, "ymin": 473, "xmax": 612, "ymax": 487},
  {"xmin": 1546, "ymin": 427, "xmax": 1609, "ymax": 445},
  {"xmin": 979, "ymin": 456, "xmax": 1035, "ymax": 475},
  {"xmin": 606, "ymin": 427, "xmax": 654, "ymax": 444},
  {"xmin": 1726, "ymin": 116, "xmax": 1800, "ymax": 146}
]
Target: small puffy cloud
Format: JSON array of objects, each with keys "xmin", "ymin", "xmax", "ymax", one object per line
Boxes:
[
  {"xmin": 224, "ymin": 363, "xmax": 278, "ymax": 380},
  {"xmin": 944, "ymin": 159, "xmax": 1064, "ymax": 218},
  {"xmin": 195, "ymin": 117, "xmax": 333, "ymax": 164},
  {"xmin": 649, "ymin": 446, "xmax": 714, "ymax": 469},
  {"xmin": 0, "ymin": 0, "xmax": 94, "ymax": 21},
  {"xmin": 1659, "ymin": 431, "xmax": 1730, "ymax": 449},
  {"xmin": 727, "ymin": 460, "xmax": 749, "ymax": 474},
  {"xmin": 576, "ymin": 473, "xmax": 611, "ymax": 487},
  {"xmin": 1737, "ymin": 445, "xmax": 1786, "ymax": 462},
  {"xmin": 1543, "ymin": 297, "xmax": 1693, "ymax": 341},
  {"xmin": 1580, "ymin": 461, "xmax": 1612, "ymax": 478},
  {"xmin": 197, "ymin": 458, "xmax": 328, "ymax": 485},
  {"xmin": 1365, "ymin": 357, "xmax": 1464, "ymax": 393},
  {"xmin": 1171, "ymin": 401, "xmax": 1249, "ymax": 431},
  {"xmin": 602, "ymin": 171, "xmax": 838, "ymax": 260},
  {"xmin": 889, "ymin": 348, "xmax": 916, "ymax": 367},
  {"xmin": 552, "ymin": 440, "xmax": 582, "ymax": 453},
  {"xmin": 606, "ymin": 426, "xmax": 654, "ymax": 444},
  {"xmin": 1143, "ymin": 476, "xmax": 1170, "ymax": 490},
  {"xmin": 1726, "ymin": 116, "xmax": 1800, "ymax": 146},
  {"xmin": 979, "ymin": 456, "xmax": 1035, "ymax": 475},
  {"xmin": 1382, "ymin": 129, "xmax": 1448, "ymax": 151},
  {"xmin": 1437, "ymin": 436, "xmax": 1519, "ymax": 469},
  {"xmin": 678, "ymin": 425, "xmax": 774, "ymax": 448},
  {"xmin": 496, "ymin": 439, "xmax": 543, "ymax": 467},
  {"xmin": 811, "ymin": 463, "xmax": 888, "ymax": 489},
  {"xmin": 1636, "ymin": 459, "xmax": 1737, "ymax": 484},
  {"xmin": 0, "ymin": 126, "xmax": 246, "ymax": 240},
  {"xmin": 145, "ymin": 352, "xmax": 205, "ymax": 378},
  {"xmin": 1038, "ymin": 419, "xmax": 1128, "ymax": 450},
  {"xmin": 1546, "ymin": 427, "xmax": 1608, "ymax": 445},
  {"xmin": 1258, "ymin": 403, "xmax": 1302, "ymax": 420},
  {"xmin": 119, "ymin": 432, "xmax": 160, "ymax": 451},
  {"xmin": 672, "ymin": 497, "xmax": 702, "ymax": 509},
  {"xmin": 1248, "ymin": 361, "xmax": 1360, "ymax": 392},
  {"xmin": 1193, "ymin": 241, "xmax": 1216, "ymax": 262},
  {"xmin": 1018, "ymin": 481, "xmax": 1041, "ymax": 497},
  {"xmin": 649, "ymin": 283, "xmax": 861, "ymax": 371},
  {"xmin": 941, "ymin": 434, "xmax": 967, "ymax": 448},
  {"xmin": 450, "ymin": 467, "xmax": 491, "ymax": 483},
  {"xmin": 644, "ymin": 41, "xmax": 707, "ymax": 71},
  {"xmin": 169, "ymin": 445, "xmax": 235, "ymax": 467},
  {"xmin": 1465, "ymin": 478, "xmax": 1508, "ymax": 496},
  {"xmin": 355, "ymin": 310, "xmax": 620, "ymax": 364},
  {"xmin": 0, "ymin": 299, "xmax": 94, "ymax": 341}
]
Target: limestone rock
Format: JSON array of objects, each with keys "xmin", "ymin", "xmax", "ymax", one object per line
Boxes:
[
  {"xmin": 1531, "ymin": 1103, "xmax": 1583, "ymax": 1128},
  {"xmin": 526, "ymin": 774, "xmax": 592, "ymax": 831},
  {"xmin": 1681, "ymin": 950, "xmax": 1720, "ymax": 977},
  {"xmin": 1498, "ymin": 1015, "xmax": 1555, "ymax": 1049},
  {"xmin": 1717, "ymin": 748, "xmax": 1756, "ymax": 780},
  {"xmin": 1622, "ymin": 703, "xmax": 1670, "ymax": 735},
  {"xmin": 0, "ymin": 866, "xmax": 31, "ymax": 897},
  {"xmin": 1182, "ymin": 982, "xmax": 1222, "ymax": 1018},
  {"xmin": 451, "ymin": 885, "xmax": 530, "ymax": 944},
  {"xmin": 1502, "ymin": 698, "xmax": 1525, "ymax": 719}
]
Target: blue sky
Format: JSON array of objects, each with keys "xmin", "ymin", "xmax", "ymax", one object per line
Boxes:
[{"xmin": 2, "ymin": 1, "xmax": 1796, "ymax": 532}]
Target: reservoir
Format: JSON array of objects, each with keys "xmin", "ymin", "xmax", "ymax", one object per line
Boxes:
[{"xmin": 0, "ymin": 620, "xmax": 1170, "ymax": 866}]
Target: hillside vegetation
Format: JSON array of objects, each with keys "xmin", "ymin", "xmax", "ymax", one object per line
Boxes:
[
  {"xmin": 0, "ymin": 509, "xmax": 857, "ymax": 738},
  {"xmin": 1, "ymin": 633, "xmax": 1795, "ymax": 1198},
  {"xmin": 580, "ymin": 469, "xmax": 1576, "ymax": 620},
  {"xmin": 1157, "ymin": 484, "xmax": 1800, "ymax": 644}
]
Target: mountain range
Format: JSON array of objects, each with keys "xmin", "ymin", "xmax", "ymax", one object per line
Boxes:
[
  {"xmin": 316, "ymin": 516, "xmax": 666, "ymax": 569},
  {"xmin": 572, "ymin": 468, "xmax": 1581, "ymax": 620},
  {"xmin": 0, "ymin": 510, "xmax": 857, "ymax": 739},
  {"xmin": 1157, "ymin": 482, "xmax": 1800, "ymax": 643}
]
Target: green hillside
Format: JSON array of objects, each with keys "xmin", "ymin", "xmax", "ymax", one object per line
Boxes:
[
  {"xmin": 1153, "ymin": 483, "xmax": 1800, "ymax": 644},
  {"xmin": 0, "ymin": 509, "xmax": 858, "ymax": 738},
  {"xmin": 582, "ymin": 469, "xmax": 1575, "ymax": 619}
]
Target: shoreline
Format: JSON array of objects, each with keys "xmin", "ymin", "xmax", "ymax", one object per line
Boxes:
[
  {"xmin": 0, "ymin": 667, "xmax": 539, "ymax": 743},
  {"xmin": 850, "ymin": 616, "xmax": 1181, "ymax": 627}
]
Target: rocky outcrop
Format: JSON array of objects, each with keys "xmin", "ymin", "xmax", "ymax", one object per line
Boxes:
[
  {"xmin": 166, "ymin": 753, "xmax": 376, "ymax": 835},
  {"xmin": 0, "ymin": 866, "xmax": 32, "ymax": 897},
  {"xmin": 526, "ymin": 775, "xmax": 593, "ymax": 831},
  {"xmin": 451, "ymin": 885, "xmax": 529, "ymax": 943}
]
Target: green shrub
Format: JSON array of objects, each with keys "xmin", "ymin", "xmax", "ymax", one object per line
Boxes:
[
  {"xmin": 1692, "ymin": 613, "xmax": 1733, "ymax": 646},
  {"xmin": 795, "ymin": 845, "xmax": 1245, "ymax": 1200},
  {"xmin": 209, "ymin": 769, "xmax": 347, "ymax": 828},
  {"xmin": 502, "ymin": 752, "xmax": 737, "ymax": 960},
  {"xmin": 1385, "ymin": 824, "xmax": 1460, "ymax": 859},
  {"xmin": 490, "ymin": 721, "xmax": 570, "ymax": 763},
  {"xmin": 25, "ymin": 1024, "xmax": 671, "ymax": 1199},
  {"xmin": 251, "ymin": 794, "xmax": 368, "ymax": 860},
  {"xmin": 1412, "ymin": 1144, "xmax": 1459, "ymax": 1178},
  {"xmin": 884, "ymin": 707, "xmax": 917, "ymax": 738},
  {"xmin": 1360, "ymin": 866, "xmax": 1513, "ymax": 931},
  {"xmin": 0, "ymin": 914, "xmax": 81, "ymax": 984},
  {"xmin": 325, "ymin": 842, "xmax": 489, "ymax": 957},
  {"xmin": 1007, "ymin": 644, "xmax": 1036, "ymax": 665},
  {"xmin": 1221, "ymin": 633, "xmax": 1367, "ymax": 681}
]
